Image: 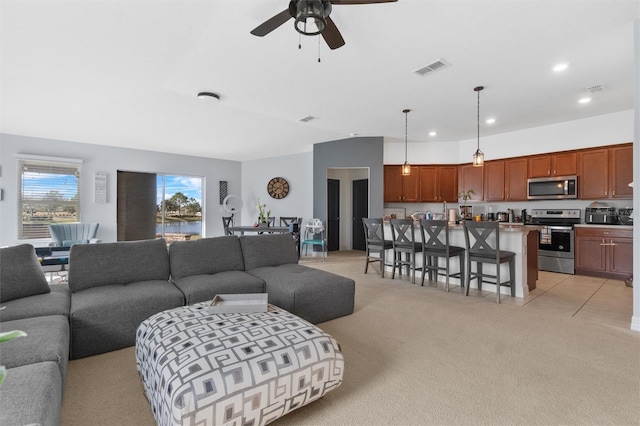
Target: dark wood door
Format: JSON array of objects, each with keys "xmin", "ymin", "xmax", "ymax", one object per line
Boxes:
[
  {"xmin": 117, "ymin": 171, "xmax": 157, "ymax": 241},
  {"xmin": 352, "ymin": 179, "xmax": 368, "ymax": 251},
  {"xmin": 327, "ymin": 179, "xmax": 340, "ymax": 251}
]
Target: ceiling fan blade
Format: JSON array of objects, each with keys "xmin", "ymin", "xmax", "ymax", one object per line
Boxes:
[
  {"xmin": 250, "ymin": 9, "xmax": 292, "ymax": 36},
  {"xmin": 331, "ymin": 0, "xmax": 398, "ymax": 4},
  {"xmin": 322, "ymin": 16, "xmax": 345, "ymax": 50}
]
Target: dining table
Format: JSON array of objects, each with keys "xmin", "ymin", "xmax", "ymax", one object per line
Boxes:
[{"xmin": 227, "ymin": 225, "xmax": 291, "ymax": 235}]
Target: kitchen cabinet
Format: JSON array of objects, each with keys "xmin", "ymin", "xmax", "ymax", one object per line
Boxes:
[
  {"xmin": 578, "ymin": 148, "xmax": 609, "ymax": 199},
  {"xmin": 483, "ymin": 158, "xmax": 528, "ymax": 201},
  {"xmin": 458, "ymin": 164, "xmax": 484, "ymax": 202},
  {"xmin": 609, "ymin": 145, "xmax": 633, "ymax": 199},
  {"xmin": 528, "ymin": 152, "xmax": 577, "ymax": 178},
  {"xmin": 505, "ymin": 158, "xmax": 528, "ymax": 200},
  {"xmin": 578, "ymin": 144, "xmax": 633, "ymax": 200},
  {"xmin": 483, "ymin": 161, "xmax": 505, "ymax": 201},
  {"xmin": 384, "ymin": 165, "xmax": 419, "ymax": 202},
  {"xmin": 575, "ymin": 226, "xmax": 633, "ymax": 280},
  {"xmin": 419, "ymin": 165, "xmax": 458, "ymax": 202}
]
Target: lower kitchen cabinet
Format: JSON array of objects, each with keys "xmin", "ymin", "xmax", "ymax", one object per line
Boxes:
[{"xmin": 575, "ymin": 226, "xmax": 633, "ymax": 280}]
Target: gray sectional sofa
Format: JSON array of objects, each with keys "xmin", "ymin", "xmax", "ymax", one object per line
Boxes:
[{"xmin": 0, "ymin": 233, "xmax": 355, "ymax": 426}]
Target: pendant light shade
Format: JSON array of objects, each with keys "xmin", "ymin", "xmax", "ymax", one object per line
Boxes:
[
  {"xmin": 402, "ymin": 109, "xmax": 411, "ymax": 175},
  {"xmin": 473, "ymin": 86, "xmax": 485, "ymax": 167}
]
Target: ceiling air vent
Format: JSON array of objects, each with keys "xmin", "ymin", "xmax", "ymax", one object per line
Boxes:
[
  {"xmin": 585, "ymin": 84, "xmax": 607, "ymax": 95},
  {"xmin": 299, "ymin": 115, "xmax": 316, "ymax": 123},
  {"xmin": 413, "ymin": 59, "xmax": 451, "ymax": 77}
]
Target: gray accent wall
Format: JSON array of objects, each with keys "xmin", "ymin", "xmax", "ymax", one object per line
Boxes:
[{"xmin": 313, "ymin": 137, "xmax": 384, "ymax": 223}]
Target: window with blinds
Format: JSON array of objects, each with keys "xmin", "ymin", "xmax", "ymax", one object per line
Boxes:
[{"xmin": 18, "ymin": 156, "xmax": 82, "ymax": 240}]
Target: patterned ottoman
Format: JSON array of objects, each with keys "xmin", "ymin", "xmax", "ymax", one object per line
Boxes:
[{"xmin": 135, "ymin": 303, "xmax": 344, "ymax": 426}]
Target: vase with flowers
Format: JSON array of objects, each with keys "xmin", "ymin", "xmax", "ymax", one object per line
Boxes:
[{"xmin": 256, "ymin": 199, "xmax": 271, "ymax": 227}]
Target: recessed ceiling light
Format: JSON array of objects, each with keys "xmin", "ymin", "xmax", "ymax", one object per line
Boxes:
[
  {"xmin": 429, "ymin": 131, "xmax": 437, "ymax": 137},
  {"xmin": 485, "ymin": 118, "xmax": 496, "ymax": 124},
  {"xmin": 553, "ymin": 63, "xmax": 569, "ymax": 72},
  {"xmin": 197, "ymin": 92, "xmax": 220, "ymax": 100},
  {"xmin": 578, "ymin": 97, "xmax": 592, "ymax": 104}
]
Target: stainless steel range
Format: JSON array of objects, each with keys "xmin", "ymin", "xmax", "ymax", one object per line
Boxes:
[{"xmin": 530, "ymin": 209, "xmax": 581, "ymax": 274}]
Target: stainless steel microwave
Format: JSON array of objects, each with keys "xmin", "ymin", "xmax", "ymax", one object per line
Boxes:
[{"xmin": 527, "ymin": 175, "xmax": 578, "ymax": 200}]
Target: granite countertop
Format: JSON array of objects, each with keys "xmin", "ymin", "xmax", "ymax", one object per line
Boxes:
[{"xmin": 574, "ymin": 223, "xmax": 633, "ymax": 230}]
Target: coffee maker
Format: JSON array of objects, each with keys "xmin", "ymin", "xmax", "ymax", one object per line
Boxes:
[{"xmin": 521, "ymin": 209, "xmax": 528, "ymax": 224}]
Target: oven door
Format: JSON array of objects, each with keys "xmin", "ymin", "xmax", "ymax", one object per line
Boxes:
[{"xmin": 538, "ymin": 226, "xmax": 574, "ymax": 259}]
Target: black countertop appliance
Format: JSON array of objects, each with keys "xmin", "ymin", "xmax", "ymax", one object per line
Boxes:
[{"xmin": 585, "ymin": 207, "xmax": 617, "ymax": 225}]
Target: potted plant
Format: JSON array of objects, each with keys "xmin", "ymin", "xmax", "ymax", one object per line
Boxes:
[
  {"xmin": 458, "ymin": 189, "xmax": 475, "ymax": 220},
  {"xmin": 0, "ymin": 330, "xmax": 27, "ymax": 386},
  {"xmin": 256, "ymin": 199, "xmax": 271, "ymax": 227}
]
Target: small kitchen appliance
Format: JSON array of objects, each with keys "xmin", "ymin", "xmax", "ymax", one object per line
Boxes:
[
  {"xmin": 527, "ymin": 175, "xmax": 577, "ymax": 200},
  {"xmin": 585, "ymin": 207, "xmax": 617, "ymax": 225}
]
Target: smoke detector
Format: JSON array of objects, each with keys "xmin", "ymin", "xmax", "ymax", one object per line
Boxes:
[{"xmin": 413, "ymin": 59, "xmax": 451, "ymax": 77}]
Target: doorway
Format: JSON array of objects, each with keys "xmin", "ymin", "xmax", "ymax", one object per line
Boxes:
[
  {"xmin": 327, "ymin": 179, "xmax": 340, "ymax": 251},
  {"xmin": 352, "ymin": 179, "xmax": 368, "ymax": 251}
]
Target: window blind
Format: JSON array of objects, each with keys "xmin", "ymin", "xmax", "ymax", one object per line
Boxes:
[{"xmin": 18, "ymin": 157, "xmax": 82, "ymax": 239}]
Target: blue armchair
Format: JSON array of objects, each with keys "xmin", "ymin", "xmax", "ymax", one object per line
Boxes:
[{"xmin": 48, "ymin": 223, "xmax": 100, "ymax": 247}]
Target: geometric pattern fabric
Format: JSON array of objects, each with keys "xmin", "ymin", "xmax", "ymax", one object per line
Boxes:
[{"xmin": 136, "ymin": 303, "xmax": 344, "ymax": 426}]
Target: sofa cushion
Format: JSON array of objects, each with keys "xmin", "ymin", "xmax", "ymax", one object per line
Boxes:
[
  {"xmin": 239, "ymin": 233, "xmax": 298, "ymax": 270},
  {"xmin": 68, "ymin": 238, "xmax": 170, "ymax": 292},
  {"xmin": 0, "ymin": 362, "xmax": 62, "ymax": 426},
  {"xmin": 171, "ymin": 270, "xmax": 265, "ymax": 305},
  {"xmin": 0, "ymin": 244, "xmax": 50, "ymax": 303},
  {"xmin": 0, "ymin": 284, "xmax": 71, "ymax": 322},
  {"xmin": 70, "ymin": 280, "xmax": 185, "ymax": 359},
  {"xmin": 0, "ymin": 315, "xmax": 69, "ymax": 388},
  {"xmin": 169, "ymin": 236, "xmax": 245, "ymax": 280},
  {"xmin": 248, "ymin": 264, "xmax": 355, "ymax": 324}
]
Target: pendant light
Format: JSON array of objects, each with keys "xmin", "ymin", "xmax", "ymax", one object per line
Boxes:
[
  {"xmin": 402, "ymin": 108, "xmax": 411, "ymax": 175},
  {"xmin": 472, "ymin": 86, "xmax": 485, "ymax": 167}
]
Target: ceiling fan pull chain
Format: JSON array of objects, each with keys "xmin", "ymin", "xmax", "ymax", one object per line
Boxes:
[
  {"xmin": 298, "ymin": 33, "xmax": 302, "ymax": 50},
  {"xmin": 318, "ymin": 36, "xmax": 321, "ymax": 62}
]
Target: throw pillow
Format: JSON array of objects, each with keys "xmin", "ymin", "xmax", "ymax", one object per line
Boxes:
[{"xmin": 0, "ymin": 244, "xmax": 51, "ymax": 303}]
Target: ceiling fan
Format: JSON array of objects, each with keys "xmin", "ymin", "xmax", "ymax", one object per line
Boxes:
[{"xmin": 250, "ymin": 0, "xmax": 398, "ymax": 50}]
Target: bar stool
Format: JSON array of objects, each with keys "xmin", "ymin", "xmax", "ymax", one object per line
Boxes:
[
  {"xmin": 462, "ymin": 221, "xmax": 515, "ymax": 304},
  {"xmin": 389, "ymin": 218, "xmax": 422, "ymax": 284},
  {"xmin": 418, "ymin": 219, "xmax": 465, "ymax": 292},
  {"xmin": 362, "ymin": 218, "xmax": 394, "ymax": 277}
]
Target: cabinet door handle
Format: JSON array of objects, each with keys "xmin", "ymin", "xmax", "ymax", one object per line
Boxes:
[{"xmin": 610, "ymin": 240, "xmax": 617, "ymax": 247}]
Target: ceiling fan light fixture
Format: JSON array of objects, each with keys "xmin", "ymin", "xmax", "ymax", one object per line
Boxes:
[{"xmin": 294, "ymin": 0, "xmax": 330, "ymax": 36}]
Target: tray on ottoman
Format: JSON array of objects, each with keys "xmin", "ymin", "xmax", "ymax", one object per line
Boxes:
[{"xmin": 135, "ymin": 303, "xmax": 344, "ymax": 426}]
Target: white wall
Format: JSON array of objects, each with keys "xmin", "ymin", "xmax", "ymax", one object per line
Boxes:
[
  {"xmin": 0, "ymin": 133, "xmax": 240, "ymax": 246},
  {"xmin": 384, "ymin": 110, "xmax": 634, "ymax": 165},
  {"xmin": 240, "ymin": 151, "xmax": 313, "ymax": 227}
]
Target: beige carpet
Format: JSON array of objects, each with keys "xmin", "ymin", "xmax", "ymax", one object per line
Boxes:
[{"xmin": 61, "ymin": 253, "xmax": 640, "ymax": 425}]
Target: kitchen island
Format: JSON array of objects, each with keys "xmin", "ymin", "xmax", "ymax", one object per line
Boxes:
[{"xmin": 382, "ymin": 222, "xmax": 541, "ymax": 298}]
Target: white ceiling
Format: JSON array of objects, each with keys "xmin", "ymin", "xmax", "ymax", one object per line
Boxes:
[{"xmin": 1, "ymin": 0, "xmax": 638, "ymax": 161}]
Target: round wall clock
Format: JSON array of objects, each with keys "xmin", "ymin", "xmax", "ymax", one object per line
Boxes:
[{"xmin": 267, "ymin": 177, "xmax": 289, "ymax": 199}]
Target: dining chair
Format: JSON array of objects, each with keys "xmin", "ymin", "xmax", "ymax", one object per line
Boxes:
[
  {"xmin": 279, "ymin": 217, "xmax": 298, "ymax": 226},
  {"xmin": 362, "ymin": 218, "xmax": 394, "ymax": 277},
  {"xmin": 462, "ymin": 221, "xmax": 516, "ymax": 303},
  {"xmin": 389, "ymin": 218, "xmax": 422, "ymax": 284},
  {"xmin": 418, "ymin": 219, "xmax": 465, "ymax": 292},
  {"xmin": 221, "ymin": 217, "xmax": 233, "ymax": 235}
]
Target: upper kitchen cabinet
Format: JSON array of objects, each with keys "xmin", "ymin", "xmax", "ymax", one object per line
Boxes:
[
  {"xmin": 505, "ymin": 158, "xmax": 528, "ymax": 200},
  {"xmin": 578, "ymin": 148, "xmax": 609, "ymax": 199},
  {"xmin": 528, "ymin": 152, "xmax": 577, "ymax": 178},
  {"xmin": 384, "ymin": 165, "xmax": 419, "ymax": 202},
  {"xmin": 419, "ymin": 165, "xmax": 458, "ymax": 202},
  {"xmin": 578, "ymin": 143, "xmax": 633, "ymax": 200},
  {"xmin": 458, "ymin": 164, "xmax": 484, "ymax": 202},
  {"xmin": 483, "ymin": 161, "xmax": 505, "ymax": 201},
  {"xmin": 483, "ymin": 158, "xmax": 527, "ymax": 201},
  {"xmin": 609, "ymin": 144, "xmax": 633, "ymax": 199}
]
